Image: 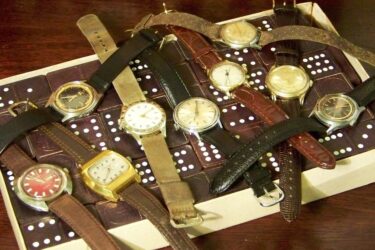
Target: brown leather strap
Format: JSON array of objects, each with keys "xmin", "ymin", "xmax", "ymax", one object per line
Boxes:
[
  {"xmin": 168, "ymin": 26, "xmax": 222, "ymax": 70},
  {"xmin": 49, "ymin": 194, "xmax": 122, "ymax": 250},
  {"xmin": 120, "ymin": 183, "xmax": 197, "ymax": 250},
  {"xmin": 233, "ymin": 86, "xmax": 336, "ymax": 169},
  {"xmin": 260, "ymin": 25, "xmax": 375, "ymax": 67},
  {"xmin": 0, "ymin": 144, "xmax": 35, "ymax": 177},
  {"xmin": 140, "ymin": 133, "xmax": 198, "ymax": 222},
  {"xmin": 39, "ymin": 122, "xmax": 97, "ymax": 164}
]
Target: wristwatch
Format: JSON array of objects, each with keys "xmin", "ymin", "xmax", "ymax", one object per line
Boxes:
[
  {"xmin": 1, "ymin": 109, "xmax": 197, "ymax": 249},
  {"xmin": 168, "ymin": 25, "xmax": 335, "ymax": 169},
  {"xmin": 0, "ymin": 144, "xmax": 121, "ymax": 250},
  {"xmin": 132, "ymin": 9, "xmax": 375, "ymax": 66},
  {"xmin": 0, "ymin": 14, "xmax": 162, "ymax": 152},
  {"xmin": 267, "ymin": 1, "xmax": 306, "ymax": 222},
  {"xmin": 310, "ymin": 75, "xmax": 375, "ymax": 134}
]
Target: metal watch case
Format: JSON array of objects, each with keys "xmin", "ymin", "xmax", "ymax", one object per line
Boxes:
[
  {"xmin": 309, "ymin": 93, "xmax": 365, "ymax": 134},
  {"xmin": 81, "ymin": 150, "xmax": 140, "ymax": 202},
  {"xmin": 14, "ymin": 164, "xmax": 72, "ymax": 212},
  {"xmin": 265, "ymin": 65, "xmax": 313, "ymax": 105},
  {"xmin": 218, "ymin": 20, "xmax": 261, "ymax": 49},
  {"xmin": 118, "ymin": 100, "xmax": 167, "ymax": 145},
  {"xmin": 46, "ymin": 81, "xmax": 101, "ymax": 122}
]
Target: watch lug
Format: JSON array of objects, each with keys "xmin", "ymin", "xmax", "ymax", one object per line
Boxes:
[
  {"xmin": 299, "ymin": 94, "xmax": 305, "ymax": 106},
  {"xmin": 326, "ymin": 126, "xmax": 335, "ymax": 135},
  {"xmin": 308, "ymin": 108, "xmax": 315, "ymax": 118},
  {"xmin": 271, "ymin": 94, "xmax": 277, "ymax": 102}
]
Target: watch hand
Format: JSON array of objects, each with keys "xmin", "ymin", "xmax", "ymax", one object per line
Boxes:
[
  {"xmin": 28, "ymin": 176, "xmax": 45, "ymax": 184},
  {"xmin": 194, "ymin": 100, "xmax": 199, "ymax": 116},
  {"xmin": 104, "ymin": 167, "xmax": 111, "ymax": 182}
]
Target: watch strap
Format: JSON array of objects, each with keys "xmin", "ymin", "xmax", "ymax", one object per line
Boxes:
[
  {"xmin": 0, "ymin": 107, "xmax": 62, "ymax": 154},
  {"xmin": 138, "ymin": 47, "xmax": 191, "ymax": 107},
  {"xmin": 140, "ymin": 133, "xmax": 198, "ymax": 223},
  {"xmin": 120, "ymin": 183, "xmax": 197, "ymax": 250},
  {"xmin": 233, "ymin": 86, "xmax": 336, "ymax": 169},
  {"xmin": 259, "ymin": 25, "xmax": 375, "ymax": 67},
  {"xmin": 347, "ymin": 75, "xmax": 375, "ymax": 107},
  {"xmin": 0, "ymin": 144, "xmax": 35, "ymax": 177},
  {"xmin": 39, "ymin": 122, "xmax": 98, "ymax": 164},
  {"xmin": 113, "ymin": 66, "xmax": 146, "ymax": 105},
  {"xmin": 242, "ymin": 162, "xmax": 276, "ymax": 198},
  {"xmin": 168, "ymin": 26, "xmax": 222, "ymax": 70},
  {"xmin": 49, "ymin": 194, "xmax": 122, "ymax": 250},
  {"xmin": 210, "ymin": 117, "xmax": 326, "ymax": 194}
]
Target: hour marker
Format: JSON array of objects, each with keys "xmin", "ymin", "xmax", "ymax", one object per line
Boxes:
[
  {"xmin": 53, "ymin": 184, "xmax": 59, "ymax": 188},
  {"xmin": 49, "ymin": 189, "xmax": 55, "ymax": 194},
  {"xmin": 27, "ymin": 188, "xmax": 32, "ymax": 193},
  {"xmin": 34, "ymin": 192, "xmax": 39, "ymax": 196},
  {"xmin": 42, "ymin": 192, "xmax": 46, "ymax": 197}
]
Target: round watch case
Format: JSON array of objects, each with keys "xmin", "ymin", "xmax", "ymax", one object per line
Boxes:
[
  {"xmin": 173, "ymin": 97, "xmax": 221, "ymax": 134},
  {"xmin": 310, "ymin": 93, "xmax": 365, "ymax": 134},
  {"xmin": 47, "ymin": 81, "xmax": 101, "ymax": 122},
  {"xmin": 219, "ymin": 21, "xmax": 261, "ymax": 49},
  {"xmin": 265, "ymin": 65, "xmax": 312, "ymax": 104},
  {"xmin": 14, "ymin": 164, "xmax": 72, "ymax": 212}
]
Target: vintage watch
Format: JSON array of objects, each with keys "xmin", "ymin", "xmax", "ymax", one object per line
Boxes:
[
  {"xmin": 266, "ymin": 1, "xmax": 305, "ymax": 222},
  {"xmin": 132, "ymin": 9, "xmax": 375, "ymax": 66},
  {"xmin": 310, "ymin": 76, "xmax": 375, "ymax": 134},
  {"xmin": 168, "ymin": 25, "xmax": 335, "ymax": 170},
  {"xmin": 0, "ymin": 110, "xmax": 197, "ymax": 249},
  {"xmin": 0, "ymin": 144, "xmax": 121, "ymax": 250}
]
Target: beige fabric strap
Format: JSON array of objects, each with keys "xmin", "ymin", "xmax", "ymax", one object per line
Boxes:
[
  {"xmin": 141, "ymin": 133, "xmax": 197, "ymax": 222},
  {"xmin": 260, "ymin": 25, "xmax": 375, "ymax": 67},
  {"xmin": 133, "ymin": 12, "xmax": 221, "ymax": 41},
  {"xmin": 76, "ymin": 14, "xmax": 117, "ymax": 63},
  {"xmin": 114, "ymin": 66, "xmax": 146, "ymax": 105}
]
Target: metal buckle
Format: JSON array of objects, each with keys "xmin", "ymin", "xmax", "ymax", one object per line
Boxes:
[
  {"xmin": 256, "ymin": 183, "xmax": 284, "ymax": 207},
  {"xmin": 158, "ymin": 34, "xmax": 178, "ymax": 50},
  {"xmin": 170, "ymin": 214, "xmax": 203, "ymax": 228},
  {"xmin": 8, "ymin": 100, "xmax": 38, "ymax": 117}
]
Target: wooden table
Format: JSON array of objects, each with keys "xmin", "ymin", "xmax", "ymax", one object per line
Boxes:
[{"xmin": 0, "ymin": 1, "xmax": 374, "ymax": 249}]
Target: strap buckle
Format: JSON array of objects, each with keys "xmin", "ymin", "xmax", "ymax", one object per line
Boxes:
[
  {"xmin": 8, "ymin": 100, "xmax": 38, "ymax": 117},
  {"xmin": 158, "ymin": 34, "xmax": 178, "ymax": 50},
  {"xmin": 256, "ymin": 183, "xmax": 285, "ymax": 207},
  {"xmin": 170, "ymin": 214, "xmax": 203, "ymax": 228}
]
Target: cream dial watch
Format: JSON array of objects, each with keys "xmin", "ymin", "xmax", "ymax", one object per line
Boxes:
[{"xmin": 219, "ymin": 21, "xmax": 261, "ymax": 49}]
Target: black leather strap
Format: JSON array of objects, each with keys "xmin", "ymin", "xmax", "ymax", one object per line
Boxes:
[
  {"xmin": 0, "ymin": 108, "xmax": 62, "ymax": 153},
  {"xmin": 138, "ymin": 46, "xmax": 191, "ymax": 108},
  {"xmin": 242, "ymin": 163, "xmax": 275, "ymax": 198},
  {"xmin": 347, "ymin": 76, "xmax": 375, "ymax": 107},
  {"xmin": 89, "ymin": 29, "xmax": 162, "ymax": 94},
  {"xmin": 210, "ymin": 117, "xmax": 326, "ymax": 194}
]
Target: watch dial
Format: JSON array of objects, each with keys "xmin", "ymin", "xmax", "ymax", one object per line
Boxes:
[
  {"xmin": 21, "ymin": 166, "xmax": 64, "ymax": 199},
  {"xmin": 174, "ymin": 97, "xmax": 220, "ymax": 132},
  {"xmin": 318, "ymin": 95, "xmax": 355, "ymax": 121},
  {"xmin": 220, "ymin": 21, "xmax": 258, "ymax": 48},
  {"xmin": 121, "ymin": 101, "xmax": 166, "ymax": 135},
  {"xmin": 88, "ymin": 155, "xmax": 130, "ymax": 185},
  {"xmin": 266, "ymin": 66, "xmax": 310, "ymax": 98},
  {"xmin": 55, "ymin": 82, "xmax": 94, "ymax": 112},
  {"xmin": 209, "ymin": 61, "xmax": 246, "ymax": 93}
]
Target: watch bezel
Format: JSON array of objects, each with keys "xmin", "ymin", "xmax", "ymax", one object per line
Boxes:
[
  {"xmin": 118, "ymin": 100, "xmax": 167, "ymax": 136},
  {"xmin": 219, "ymin": 20, "xmax": 261, "ymax": 49},
  {"xmin": 208, "ymin": 61, "xmax": 247, "ymax": 95},
  {"xmin": 173, "ymin": 97, "xmax": 221, "ymax": 133},
  {"xmin": 14, "ymin": 164, "xmax": 72, "ymax": 212},
  {"xmin": 265, "ymin": 65, "xmax": 312, "ymax": 101},
  {"xmin": 81, "ymin": 150, "xmax": 141, "ymax": 202},
  {"xmin": 47, "ymin": 81, "xmax": 101, "ymax": 122}
]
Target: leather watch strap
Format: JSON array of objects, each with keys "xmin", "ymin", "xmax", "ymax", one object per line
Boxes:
[
  {"xmin": 115, "ymin": 66, "xmax": 146, "ymax": 105},
  {"xmin": 120, "ymin": 183, "xmax": 197, "ymax": 250},
  {"xmin": 210, "ymin": 117, "xmax": 326, "ymax": 194},
  {"xmin": 0, "ymin": 144, "xmax": 35, "ymax": 177},
  {"xmin": 39, "ymin": 122, "xmax": 97, "ymax": 164},
  {"xmin": 0, "ymin": 107, "xmax": 62, "ymax": 154},
  {"xmin": 347, "ymin": 75, "xmax": 375, "ymax": 107},
  {"xmin": 49, "ymin": 194, "xmax": 122, "ymax": 250},
  {"xmin": 233, "ymin": 86, "xmax": 336, "ymax": 169},
  {"xmin": 140, "ymin": 133, "xmax": 198, "ymax": 222},
  {"xmin": 134, "ymin": 12, "xmax": 375, "ymax": 66},
  {"xmin": 138, "ymin": 47, "xmax": 191, "ymax": 107}
]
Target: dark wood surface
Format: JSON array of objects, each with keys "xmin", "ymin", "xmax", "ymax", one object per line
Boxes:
[{"xmin": 0, "ymin": 1, "xmax": 374, "ymax": 249}]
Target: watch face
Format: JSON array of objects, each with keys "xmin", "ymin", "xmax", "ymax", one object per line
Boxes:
[
  {"xmin": 54, "ymin": 81, "xmax": 95, "ymax": 113},
  {"xmin": 220, "ymin": 21, "xmax": 259, "ymax": 48},
  {"xmin": 174, "ymin": 97, "xmax": 220, "ymax": 133},
  {"xmin": 88, "ymin": 154, "xmax": 131, "ymax": 185},
  {"xmin": 317, "ymin": 94, "xmax": 356, "ymax": 121},
  {"xmin": 119, "ymin": 101, "xmax": 166, "ymax": 135},
  {"xmin": 208, "ymin": 61, "xmax": 247, "ymax": 94},
  {"xmin": 266, "ymin": 65, "xmax": 311, "ymax": 99}
]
